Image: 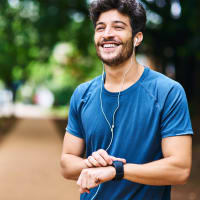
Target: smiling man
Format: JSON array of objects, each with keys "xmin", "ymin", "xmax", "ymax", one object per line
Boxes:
[{"xmin": 60, "ymin": 0, "xmax": 193, "ymax": 200}]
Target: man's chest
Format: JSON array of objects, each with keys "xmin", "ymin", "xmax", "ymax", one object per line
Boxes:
[{"xmin": 79, "ymin": 93, "xmax": 162, "ymax": 157}]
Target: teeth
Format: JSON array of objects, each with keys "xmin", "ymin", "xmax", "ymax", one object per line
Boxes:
[{"xmin": 103, "ymin": 44, "xmax": 117, "ymax": 48}]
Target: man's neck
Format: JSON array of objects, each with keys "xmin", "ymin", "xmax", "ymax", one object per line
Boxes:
[{"xmin": 104, "ymin": 56, "xmax": 144, "ymax": 92}]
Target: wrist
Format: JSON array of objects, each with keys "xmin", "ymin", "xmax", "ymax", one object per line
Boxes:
[
  {"xmin": 108, "ymin": 166, "xmax": 116, "ymax": 179},
  {"xmin": 83, "ymin": 159, "xmax": 90, "ymax": 168}
]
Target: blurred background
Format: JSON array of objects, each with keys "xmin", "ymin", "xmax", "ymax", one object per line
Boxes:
[{"xmin": 0, "ymin": 0, "xmax": 199, "ymax": 200}]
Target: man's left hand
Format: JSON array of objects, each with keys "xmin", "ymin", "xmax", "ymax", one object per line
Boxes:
[
  {"xmin": 85, "ymin": 149, "xmax": 126, "ymax": 168},
  {"xmin": 77, "ymin": 166, "xmax": 116, "ymax": 194}
]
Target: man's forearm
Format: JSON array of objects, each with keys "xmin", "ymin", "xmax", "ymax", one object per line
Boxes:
[
  {"xmin": 124, "ymin": 156, "xmax": 191, "ymax": 185},
  {"xmin": 60, "ymin": 153, "xmax": 88, "ymax": 180}
]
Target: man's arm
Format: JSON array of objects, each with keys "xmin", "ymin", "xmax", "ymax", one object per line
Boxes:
[
  {"xmin": 60, "ymin": 132, "xmax": 127, "ymax": 181},
  {"xmin": 60, "ymin": 132, "xmax": 87, "ymax": 180},
  {"xmin": 124, "ymin": 135, "xmax": 192, "ymax": 185},
  {"xmin": 77, "ymin": 135, "xmax": 192, "ymax": 191}
]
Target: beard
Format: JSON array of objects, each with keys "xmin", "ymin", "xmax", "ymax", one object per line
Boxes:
[{"xmin": 95, "ymin": 37, "xmax": 134, "ymax": 66}]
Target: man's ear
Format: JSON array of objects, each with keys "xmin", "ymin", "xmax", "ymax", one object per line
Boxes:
[{"xmin": 134, "ymin": 32, "xmax": 143, "ymax": 47}]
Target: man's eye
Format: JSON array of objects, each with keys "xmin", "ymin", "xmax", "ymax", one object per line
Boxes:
[
  {"xmin": 115, "ymin": 26, "xmax": 124, "ymax": 30},
  {"xmin": 96, "ymin": 27, "xmax": 104, "ymax": 31}
]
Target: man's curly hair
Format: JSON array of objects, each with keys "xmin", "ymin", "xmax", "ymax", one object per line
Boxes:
[{"xmin": 89, "ymin": 0, "xmax": 146, "ymax": 36}]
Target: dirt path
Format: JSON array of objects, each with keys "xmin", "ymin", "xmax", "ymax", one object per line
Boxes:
[
  {"xmin": 0, "ymin": 118, "xmax": 199, "ymax": 200},
  {"xmin": 0, "ymin": 118, "xmax": 79, "ymax": 200}
]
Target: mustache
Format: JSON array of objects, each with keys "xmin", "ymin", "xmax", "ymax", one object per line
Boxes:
[{"xmin": 97, "ymin": 38, "xmax": 122, "ymax": 46}]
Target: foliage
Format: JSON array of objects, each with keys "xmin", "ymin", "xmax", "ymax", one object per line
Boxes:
[{"xmin": 0, "ymin": 0, "xmax": 199, "ymax": 105}]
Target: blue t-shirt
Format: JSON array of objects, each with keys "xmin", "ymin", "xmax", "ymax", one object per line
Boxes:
[{"xmin": 66, "ymin": 67, "xmax": 193, "ymax": 200}]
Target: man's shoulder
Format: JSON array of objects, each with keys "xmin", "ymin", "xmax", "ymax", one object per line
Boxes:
[
  {"xmin": 141, "ymin": 67, "xmax": 185, "ymax": 106},
  {"xmin": 77, "ymin": 75, "xmax": 101, "ymax": 92},
  {"xmin": 73, "ymin": 75, "xmax": 101, "ymax": 100},
  {"xmin": 144, "ymin": 67, "xmax": 183, "ymax": 92}
]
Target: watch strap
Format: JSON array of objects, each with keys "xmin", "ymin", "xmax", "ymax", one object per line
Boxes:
[{"xmin": 112, "ymin": 160, "xmax": 124, "ymax": 181}]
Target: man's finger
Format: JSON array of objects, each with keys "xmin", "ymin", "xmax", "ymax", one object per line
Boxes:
[
  {"xmin": 88, "ymin": 156, "xmax": 101, "ymax": 167},
  {"xmin": 97, "ymin": 149, "xmax": 112, "ymax": 165},
  {"xmin": 77, "ymin": 177, "xmax": 81, "ymax": 186},
  {"xmin": 79, "ymin": 187, "xmax": 90, "ymax": 194},
  {"xmin": 92, "ymin": 152, "xmax": 107, "ymax": 166},
  {"xmin": 84, "ymin": 159, "xmax": 93, "ymax": 168},
  {"xmin": 110, "ymin": 156, "xmax": 126, "ymax": 163},
  {"xmin": 81, "ymin": 173, "xmax": 87, "ymax": 190}
]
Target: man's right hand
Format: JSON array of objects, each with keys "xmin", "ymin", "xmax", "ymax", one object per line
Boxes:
[{"xmin": 84, "ymin": 149, "xmax": 126, "ymax": 168}]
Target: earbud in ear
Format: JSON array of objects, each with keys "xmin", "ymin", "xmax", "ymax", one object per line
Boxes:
[{"xmin": 134, "ymin": 38, "xmax": 138, "ymax": 47}]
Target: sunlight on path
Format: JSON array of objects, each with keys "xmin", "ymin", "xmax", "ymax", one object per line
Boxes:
[{"xmin": 0, "ymin": 118, "xmax": 79, "ymax": 200}]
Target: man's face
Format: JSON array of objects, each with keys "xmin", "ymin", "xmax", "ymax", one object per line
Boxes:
[{"xmin": 94, "ymin": 9, "xmax": 133, "ymax": 66}]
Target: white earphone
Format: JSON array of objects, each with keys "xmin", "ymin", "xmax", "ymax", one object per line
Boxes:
[{"xmin": 134, "ymin": 38, "xmax": 138, "ymax": 48}]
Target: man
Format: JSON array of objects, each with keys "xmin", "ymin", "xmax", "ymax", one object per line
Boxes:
[{"xmin": 60, "ymin": 0, "xmax": 193, "ymax": 199}]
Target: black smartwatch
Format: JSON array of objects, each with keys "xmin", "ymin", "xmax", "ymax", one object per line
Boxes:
[{"xmin": 112, "ymin": 161, "xmax": 124, "ymax": 181}]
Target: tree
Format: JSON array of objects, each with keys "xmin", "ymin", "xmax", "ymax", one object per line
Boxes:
[
  {"xmin": 0, "ymin": 0, "xmax": 199, "ymax": 108},
  {"xmin": 140, "ymin": 0, "xmax": 200, "ymax": 103}
]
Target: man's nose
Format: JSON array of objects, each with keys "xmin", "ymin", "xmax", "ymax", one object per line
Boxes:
[{"xmin": 103, "ymin": 26, "xmax": 114, "ymax": 38}]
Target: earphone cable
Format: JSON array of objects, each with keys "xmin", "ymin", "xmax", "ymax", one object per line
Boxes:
[
  {"xmin": 91, "ymin": 57, "xmax": 133, "ymax": 200},
  {"xmin": 100, "ymin": 57, "xmax": 133, "ymax": 151}
]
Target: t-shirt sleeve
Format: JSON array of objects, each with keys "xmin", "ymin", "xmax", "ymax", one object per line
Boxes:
[
  {"xmin": 160, "ymin": 82, "xmax": 193, "ymax": 138},
  {"xmin": 66, "ymin": 87, "xmax": 84, "ymax": 138}
]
